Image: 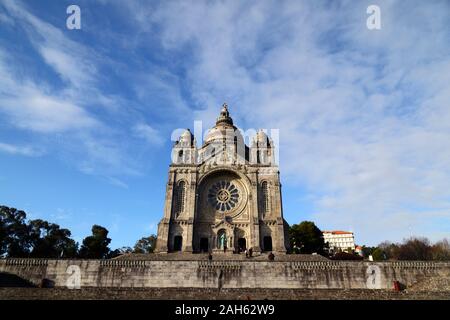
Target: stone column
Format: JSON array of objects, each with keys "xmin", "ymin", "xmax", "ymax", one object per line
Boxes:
[
  {"xmin": 155, "ymin": 170, "xmax": 176, "ymax": 253},
  {"xmin": 248, "ymin": 169, "xmax": 261, "ymax": 253},
  {"xmin": 274, "ymin": 178, "xmax": 287, "ymax": 253},
  {"xmin": 183, "ymin": 170, "xmax": 197, "ymax": 252}
]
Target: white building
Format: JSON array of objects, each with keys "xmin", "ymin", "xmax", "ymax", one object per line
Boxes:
[{"xmin": 322, "ymin": 230, "xmax": 355, "ymax": 253}]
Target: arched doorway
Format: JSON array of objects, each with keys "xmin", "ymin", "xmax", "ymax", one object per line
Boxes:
[
  {"xmin": 263, "ymin": 236, "xmax": 272, "ymax": 252},
  {"xmin": 200, "ymin": 238, "xmax": 209, "ymax": 252},
  {"xmin": 237, "ymin": 238, "xmax": 246, "ymax": 252},
  {"xmin": 173, "ymin": 235, "xmax": 183, "ymax": 251}
]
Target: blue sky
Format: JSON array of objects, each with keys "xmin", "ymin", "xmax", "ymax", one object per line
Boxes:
[{"xmin": 1, "ymin": 0, "xmax": 450, "ymax": 248}]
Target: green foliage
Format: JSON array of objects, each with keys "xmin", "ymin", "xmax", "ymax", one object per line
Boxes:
[
  {"xmin": 371, "ymin": 247, "xmax": 386, "ymax": 261},
  {"xmin": 0, "ymin": 217, "xmax": 5, "ymax": 256},
  {"xmin": 133, "ymin": 235, "xmax": 157, "ymax": 254},
  {"xmin": 392, "ymin": 237, "xmax": 430, "ymax": 260},
  {"xmin": 289, "ymin": 221, "xmax": 325, "ymax": 254},
  {"xmin": 361, "ymin": 246, "xmax": 377, "ymax": 257},
  {"xmin": 28, "ymin": 219, "xmax": 78, "ymax": 258},
  {"xmin": 109, "ymin": 246, "xmax": 133, "ymax": 258},
  {"xmin": 431, "ymin": 239, "xmax": 450, "ymax": 261},
  {"xmin": 371, "ymin": 237, "xmax": 450, "ymax": 261},
  {"xmin": 79, "ymin": 225, "xmax": 111, "ymax": 259},
  {"xmin": 1, "ymin": 205, "xmax": 168, "ymax": 259},
  {"xmin": 1, "ymin": 206, "xmax": 79, "ymax": 258},
  {"xmin": 0, "ymin": 206, "xmax": 31, "ymax": 257}
]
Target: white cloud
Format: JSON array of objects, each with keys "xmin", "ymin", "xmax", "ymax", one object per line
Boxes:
[
  {"xmin": 124, "ymin": 0, "xmax": 450, "ymax": 244},
  {"xmin": 50, "ymin": 208, "xmax": 72, "ymax": 221},
  {"xmin": 132, "ymin": 123, "xmax": 164, "ymax": 146},
  {"xmin": 105, "ymin": 176, "xmax": 129, "ymax": 189},
  {"xmin": 39, "ymin": 46, "xmax": 95, "ymax": 88},
  {"xmin": 0, "ymin": 142, "xmax": 43, "ymax": 157},
  {"xmin": 0, "ymin": 45, "xmax": 98, "ymax": 134},
  {"xmin": 0, "ymin": 11, "xmax": 14, "ymax": 25},
  {"xmin": 2, "ymin": 0, "xmax": 450, "ymax": 245},
  {"xmin": 0, "ymin": 1, "xmax": 149, "ymax": 178},
  {"xmin": 0, "ymin": 90, "xmax": 98, "ymax": 133}
]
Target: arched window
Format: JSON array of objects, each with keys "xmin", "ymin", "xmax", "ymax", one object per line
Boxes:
[
  {"xmin": 174, "ymin": 181, "xmax": 186, "ymax": 217},
  {"xmin": 261, "ymin": 181, "xmax": 269, "ymax": 216},
  {"xmin": 217, "ymin": 229, "xmax": 227, "ymax": 249}
]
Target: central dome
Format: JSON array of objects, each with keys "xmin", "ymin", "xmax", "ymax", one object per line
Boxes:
[{"xmin": 204, "ymin": 103, "xmax": 243, "ymax": 145}]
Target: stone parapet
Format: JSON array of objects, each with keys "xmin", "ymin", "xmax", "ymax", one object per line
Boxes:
[{"xmin": 1, "ymin": 259, "xmax": 449, "ymax": 290}]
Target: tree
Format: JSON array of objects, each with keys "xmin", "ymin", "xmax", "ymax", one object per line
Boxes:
[
  {"xmin": 289, "ymin": 221, "xmax": 325, "ymax": 254},
  {"xmin": 378, "ymin": 241, "xmax": 399, "ymax": 260},
  {"xmin": 79, "ymin": 225, "xmax": 111, "ymax": 259},
  {"xmin": 0, "ymin": 206, "xmax": 31, "ymax": 257},
  {"xmin": 28, "ymin": 219, "xmax": 78, "ymax": 258},
  {"xmin": 375, "ymin": 237, "xmax": 441, "ymax": 261},
  {"xmin": 109, "ymin": 246, "xmax": 132, "ymax": 258},
  {"xmin": 371, "ymin": 247, "xmax": 386, "ymax": 261},
  {"xmin": 133, "ymin": 235, "xmax": 157, "ymax": 254},
  {"xmin": 0, "ymin": 213, "xmax": 6, "ymax": 256},
  {"xmin": 396, "ymin": 237, "xmax": 432, "ymax": 260},
  {"xmin": 361, "ymin": 246, "xmax": 377, "ymax": 258},
  {"xmin": 431, "ymin": 239, "xmax": 450, "ymax": 261}
]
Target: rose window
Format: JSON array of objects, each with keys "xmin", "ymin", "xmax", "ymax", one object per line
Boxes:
[{"xmin": 208, "ymin": 181, "xmax": 239, "ymax": 211}]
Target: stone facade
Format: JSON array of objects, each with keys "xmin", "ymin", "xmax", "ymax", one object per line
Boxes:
[{"xmin": 155, "ymin": 104, "xmax": 289, "ymax": 254}]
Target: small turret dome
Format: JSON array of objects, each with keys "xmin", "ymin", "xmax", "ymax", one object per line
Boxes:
[
  {"xmin": 255, "ymin": 130, "xmax": 271, "ymax": 147},
  {"xmin": 178, "ymin": 128, "xmax": 195, "ymax": 146}
]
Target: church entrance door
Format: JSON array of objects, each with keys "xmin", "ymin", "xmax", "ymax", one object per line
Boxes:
[
  {"xmin": 200, "ymin": 238, "xmax": 209, "ymax": 252},
  {"xmin": 263, "ymin": 236, "xmax": 272, "ymax": 251},
  {"xmin": 173, "ymin": 236, "xmax": 182, "ymax": 251},
  {"xmin": 237, "ymin": 238, "xmax": 246, "ymax": 251}
]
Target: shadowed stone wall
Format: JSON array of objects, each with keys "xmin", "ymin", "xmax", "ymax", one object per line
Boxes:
[{"xmin": 1, "ymin": 259, "xmax": 449, "ymax": 290}]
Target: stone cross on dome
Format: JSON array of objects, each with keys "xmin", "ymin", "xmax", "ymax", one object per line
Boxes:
[{"xmin": 216, "ymin": 102, "xmax": 233, "ymax": 126}]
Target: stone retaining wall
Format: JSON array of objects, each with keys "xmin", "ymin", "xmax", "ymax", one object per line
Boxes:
[{"xmin": 1, "ymin": 259, "xmax": 449, "ymax": 290}]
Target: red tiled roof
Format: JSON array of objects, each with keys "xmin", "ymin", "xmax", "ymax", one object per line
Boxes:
[{"xmin": 322, "ymin": 230, "xmax": 353, "ymax": 235}]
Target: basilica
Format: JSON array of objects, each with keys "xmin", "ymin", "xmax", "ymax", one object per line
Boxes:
[{"xmin": 155, "ymin": 104, "xmax": 289, "ymax": 254}]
